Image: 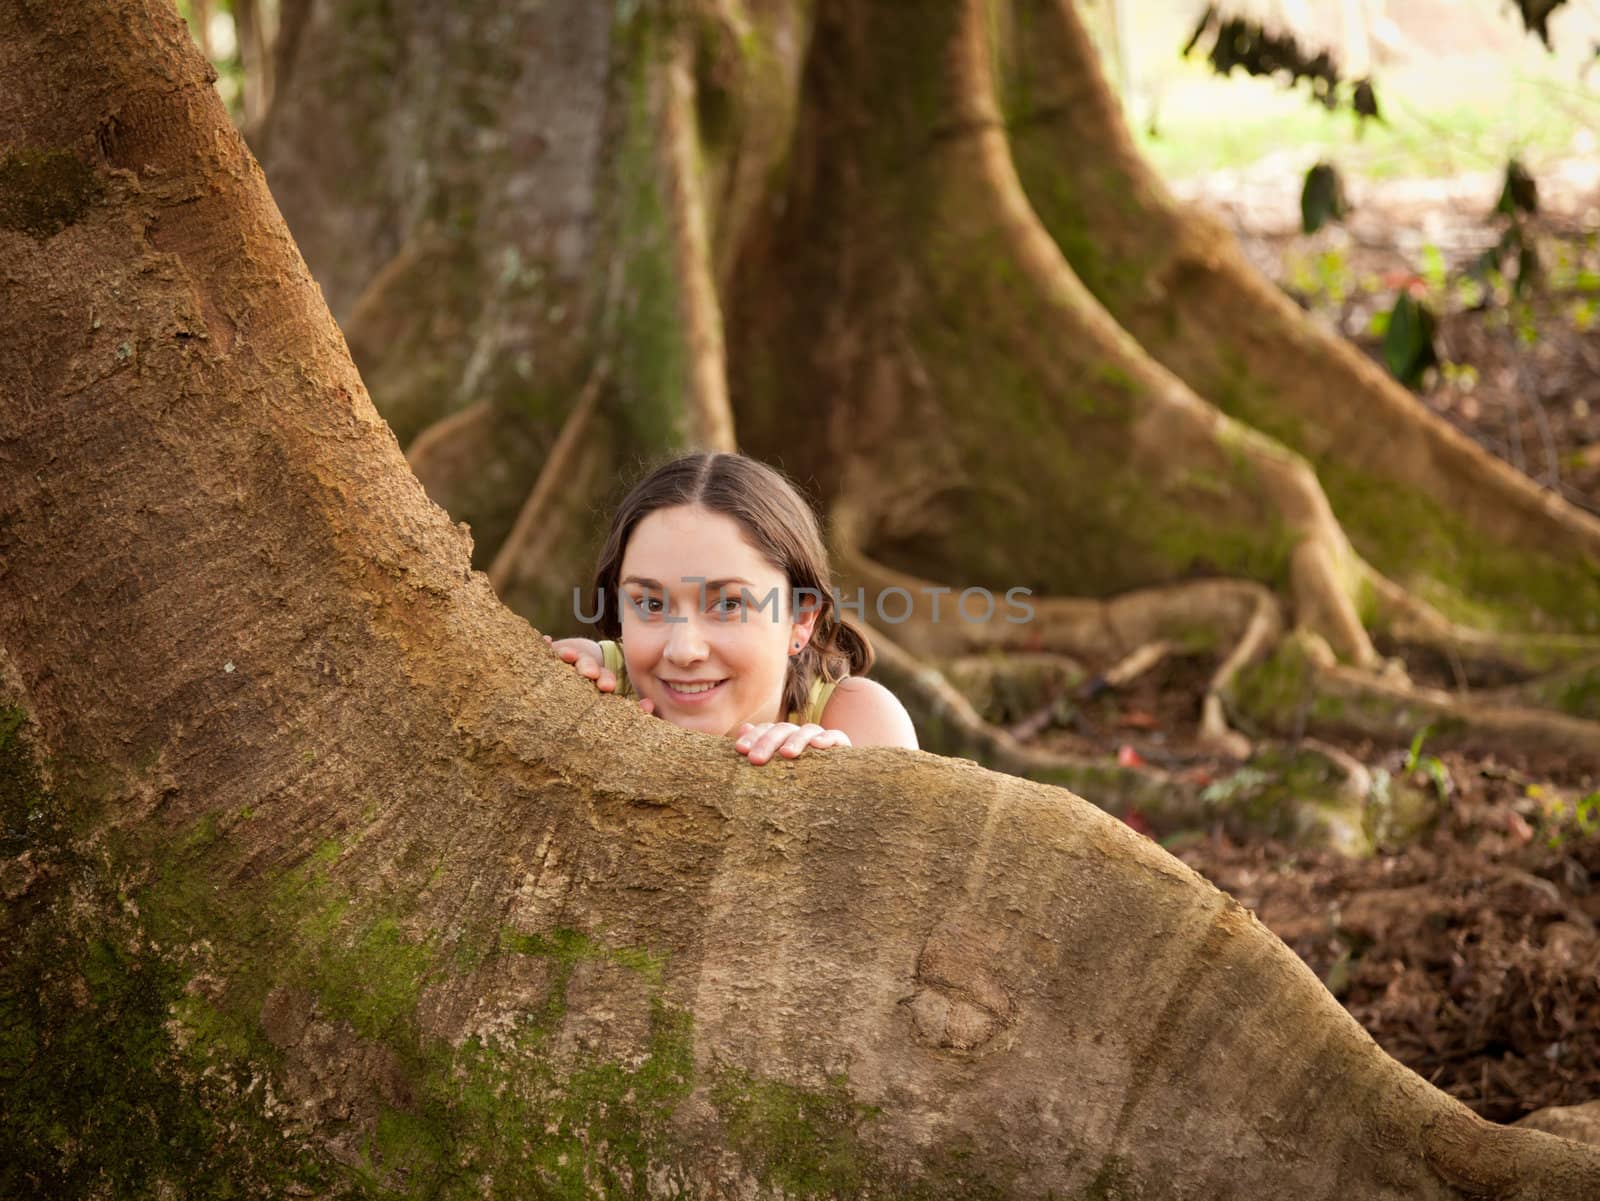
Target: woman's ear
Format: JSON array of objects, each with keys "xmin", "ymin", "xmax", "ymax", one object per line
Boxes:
[{"xmin": 789, "ymin": 597, "xmax": 822, "ymax": 654}]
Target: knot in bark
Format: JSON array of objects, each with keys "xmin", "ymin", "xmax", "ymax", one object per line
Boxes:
[{"xmin": 904, "ymin": 916, "xmax": 1016, "ymax": 1054}]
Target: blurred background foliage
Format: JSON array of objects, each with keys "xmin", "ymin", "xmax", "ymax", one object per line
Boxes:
[{"xmin": 1078, "ymin": 0, "xmax": 1600, "ymax": 181}]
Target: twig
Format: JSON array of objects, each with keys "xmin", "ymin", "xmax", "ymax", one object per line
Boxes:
[{"xmin": 1102, "ymin": 640, "xmax": 1173, "ymax": 688}]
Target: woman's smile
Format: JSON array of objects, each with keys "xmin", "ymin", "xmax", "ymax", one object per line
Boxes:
[{"xmin": 657, "ymin": 677, "xmax": 728, "ymax": 703}]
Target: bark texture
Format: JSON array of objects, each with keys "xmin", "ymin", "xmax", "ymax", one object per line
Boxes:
[{"xmin": 4, "ymin": 2, "xmax": 1600, "ymax": 1198}]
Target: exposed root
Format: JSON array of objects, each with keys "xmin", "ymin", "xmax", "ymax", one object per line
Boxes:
[
  {"xmin": 1492, "ymin": 654, "xmax": 1600, "ymax": 722},
  {"xmin": 1228, "ymin": 631, "xmax": 1600, "ymax": 774},
  {"xmin": 938, "ymin": 652, "xmax": 1083, "ymax": 737},
  {"xmin": 405, "ymin": 400, "xmax": 555, "ymax": 568},
  {"xmin": 948, "ymin": 0, "xmax": 1377, "ymax": 667},
  {"xmin": 865, "ymin": 626, "xmax": 1185, "ymax": 821},
  {"xmin": 1199, "ymin": 740, "xmax": 1378, "ymax": 857},
  {"xmin": 834, "ymin": 497, "xmax": 1278, "ymax": 758},
  {"xmin": 406, "ymin": 400, "xmax": 491, "ymax": 473},
  {"xmin": 1363, "ymin": 567, "xmax": 1600, "ymax": 680},
  {"xmin": 1298, "ymin": 737, "xmax": 1374, "ymax": 806},
  {"xmin": 341, "ymin": 232, "xmax": 481, "ymax": 447},
  {"xmin": 1200, "ymin": 592, "xmax": 1279, "ymax": 760},
  {"xmin": 869, "ymin": 627, "xmax": 1383, "ymax": 852},
  {"xmin": 1516, "ymin": 1101, "xmax": 1600, "ymax": 1147},
  {"xmin": 1102, "ymin": 640, "xmax": 1170, "ymax": 688}
]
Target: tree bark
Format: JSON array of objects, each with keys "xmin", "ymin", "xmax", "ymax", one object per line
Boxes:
[{"xmin": 4, "ymin": 2, "xmax": 1600, "ymax": 1197}]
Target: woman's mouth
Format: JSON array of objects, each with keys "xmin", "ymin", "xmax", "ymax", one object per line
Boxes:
[{"xmin": 659, "ymin": 678, "xmax": 727, "ymax": 704}]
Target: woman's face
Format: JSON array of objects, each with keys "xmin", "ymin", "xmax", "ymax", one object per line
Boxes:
[{"xmin": 617, "ymin": 504, "xmax": 815, "ymax": 737}]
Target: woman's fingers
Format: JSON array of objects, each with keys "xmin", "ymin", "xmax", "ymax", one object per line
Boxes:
[
  {"xmin": 776, "ymin": 724, "xmax": 826, "ymax": 758},
  {"xmin": 558, "ymin": 652, "xmax": 617, "ymax": 693},
  {"xmin": 734, "ymin": 723, "xmax": 847, "ymax": 764},
  {"xmin": 735, "ymin": 722, "xmax": 779, "ymax": 762},
  {"xmin": 737, "ymin": 723, "xmax": 824, "ymax": 764}
]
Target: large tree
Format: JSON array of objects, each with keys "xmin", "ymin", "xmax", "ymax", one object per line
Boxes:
[{"xmin": 4, "ymin": 0, "xmax": 1600, "ymax": 1198}]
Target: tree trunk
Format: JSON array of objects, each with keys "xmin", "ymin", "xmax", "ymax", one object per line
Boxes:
[
  {"xmin": 4, "ymin": 2, "xmax": 1600, "ymax": 1196},
  {"xmin": 235, "ymin": 0, "xmax": 272, "ymax": 134}
]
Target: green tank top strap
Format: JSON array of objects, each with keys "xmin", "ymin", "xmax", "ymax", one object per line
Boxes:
[
  {"xmin": 597, "ymin": 640, "xmax": 633, "ymax": 696},
  {"xmin": 792, "ymin": 676, "xmax": 840, "ymax": 726}
]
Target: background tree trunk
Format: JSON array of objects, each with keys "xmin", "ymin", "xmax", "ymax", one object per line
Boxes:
[{"xmin": 5, "ymin": 1, "xmax": 1600, "ymax": 1197}]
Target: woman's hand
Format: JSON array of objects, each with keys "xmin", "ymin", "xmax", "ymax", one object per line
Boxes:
[
  {"xmin": 543, "ymin": 636, "xmax": 655, "ymax": 715},
  {"xmin": 734, "ymin": 721, "xmax": 851, "ymax": 765}
]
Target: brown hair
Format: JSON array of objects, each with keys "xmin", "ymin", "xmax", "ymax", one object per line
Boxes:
[{"xmin": 591, "ymin": 453, "xmax": 873, "ymax": 720}]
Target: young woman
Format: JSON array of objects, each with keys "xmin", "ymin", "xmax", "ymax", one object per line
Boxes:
[{"xmin": 545, "ymin": 453, "xmax": 917, "ymax": 765}]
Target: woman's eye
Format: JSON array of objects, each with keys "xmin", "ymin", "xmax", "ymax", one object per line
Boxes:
[
  {"xmin": 627, "ymin": 594, "xmax": 666, "ymax": 618},
  {"xmin": 712, "ymin": 595, "xmax": 743, "ymax": 615}
]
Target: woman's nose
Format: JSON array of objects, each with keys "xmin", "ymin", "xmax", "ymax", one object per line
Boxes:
[{"xmin": 663, "ymin": 614, "xmax": 709, "ymax": 664}]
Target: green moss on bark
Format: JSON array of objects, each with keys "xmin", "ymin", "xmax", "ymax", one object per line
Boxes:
[
  {"xmin": 0, "ymin": 149, "xmax": 101, "ymax": 239},
  {"xmin": 0, "ymin": 710, "xmax": 349, "ymax": 1199},
  {"xmin": 1321, "ymin": 462, "xmax": 1600, "ymax": 636},
  {"xmin": 711, "ymin": 1069, "xmax": 881, "ymax": 1197},
  {"xmin": 132, "ymin": 808, "xmax": 703, "ymax": 1198},
  {"xmin": 605, "ymin": 8, "xmax": 695, "ymax": 457}
]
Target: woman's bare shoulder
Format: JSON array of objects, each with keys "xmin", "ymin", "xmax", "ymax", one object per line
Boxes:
[{"xmin": 820, "ymin": 676, "xmax": 918, "ymax": 749}]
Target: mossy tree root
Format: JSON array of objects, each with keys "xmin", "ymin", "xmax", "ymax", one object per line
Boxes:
[
  {"xmin": 767, "ymin": 0, "xmax": 1379, "ymax": 668},
  {"xmin": 870, "ymin": 630, "xmax": 1380, "ymax": 853},
  {"xmin": 864, "ymin": 626, "xmax": 1193, "ymax": 824},
  {"xmin": 812, "ymin": 0, "xmax": 1600, "ymax": 777},
  {"xmin": 956, "ymin": 0, "xmax": 1377, "ymax": 665},
  {"xmin": 1228, "ymin": 632, "xmax": 1600, "ymax": 773},
  {"xmin": 1363, "ymin": 569, "xmax": 1600, "ymax": 680},
  {"xmin": 833, "ymin": 500, "xmax": 1276, "ymax": 758}
]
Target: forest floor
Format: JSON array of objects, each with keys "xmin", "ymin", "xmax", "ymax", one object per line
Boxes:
[{"xmin": 1036, "ymin": 162, "xmax": 1600, "ymax": 1124}]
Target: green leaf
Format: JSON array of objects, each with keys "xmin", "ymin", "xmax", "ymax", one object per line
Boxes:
[
  {"xmin": 1403, "ymin": 726, "xmax": 1429, "ymax": 772},
  {"xmin": 1381, "ymin": 292, "xmax": 1438, "ymax": 388},
  {"xmin": 1351, "ymin": 78, "xmax": 1381, "ymax": 121},
  {"xmin": 1300, "ymin": 161, "xmax": 1349, "ymax": 234},
  {"xmin": 1511, "ymin": 0, "xmax": 1570, "ymax": 48},
  {"xmin": 1496, "ymin": 159, "xmax": 1539, "ymax": 217}
]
